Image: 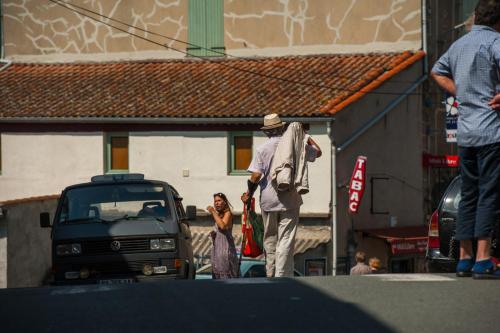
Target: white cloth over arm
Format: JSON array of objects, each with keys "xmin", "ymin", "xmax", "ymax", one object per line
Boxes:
[{"xmin": 270, "ymin": 122, "xmax": 316, "ymax": 194}]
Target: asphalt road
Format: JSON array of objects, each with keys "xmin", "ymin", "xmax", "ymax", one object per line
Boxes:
[{"xmin": 1, "ymin": 274, "xmax": 499, "ymax": 333}]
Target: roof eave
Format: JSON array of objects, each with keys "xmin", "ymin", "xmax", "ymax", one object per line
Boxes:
[{"xmin": 0, "ymin": 116, "xmax": 335, "ymax": 124}]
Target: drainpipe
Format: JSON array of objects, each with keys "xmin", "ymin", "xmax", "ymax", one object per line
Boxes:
[
  {"xmin": 0, "ymin": 0, "xmax": 3, "ymax": 59},
  {"xmin": 421, "ymin": 0, "xmax": 428, "ymax": 74},
  {"xmin": 327, "ymin": 120, "xmax": 337, "ymax": 276},
  {"xmin": 337, "ymin": 75, "xmax": 428, "ymax": 152}
]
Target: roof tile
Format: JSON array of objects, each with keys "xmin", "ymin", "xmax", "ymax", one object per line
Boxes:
[{"xmin": 0, "ymin": 51, "xmax": 425, "ymax": 119}]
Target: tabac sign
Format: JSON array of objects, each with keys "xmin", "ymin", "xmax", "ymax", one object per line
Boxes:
[{"xmin": 348, "ymin": 156, "xmax": 367, "ymax": 214}]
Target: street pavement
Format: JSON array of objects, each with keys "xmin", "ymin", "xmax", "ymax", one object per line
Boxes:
[{"xmin": 0, "ymin": 274, "xmax": 499, "ymax": 333}]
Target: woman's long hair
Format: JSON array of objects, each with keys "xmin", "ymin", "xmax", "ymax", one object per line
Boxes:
[{"xmin": 213, "ymin": 192, "xmax": 233, "ymax": 213}]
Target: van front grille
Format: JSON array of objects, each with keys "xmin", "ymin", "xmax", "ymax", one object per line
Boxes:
[{"xmin": 82, "ymin": 239, "xmax": 150, "ymax": 255}]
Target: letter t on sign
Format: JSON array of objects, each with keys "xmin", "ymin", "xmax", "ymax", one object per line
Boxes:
[{"xmin": 348, "ymin": 156, "xmax": 367, "ymax": 214}]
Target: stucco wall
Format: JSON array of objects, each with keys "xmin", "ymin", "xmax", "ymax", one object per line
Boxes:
[
  {"xmin": 333, "ymin": 63, "xmax": 424, "ymax": 256},
  {"xmin": 0, "ymin": 127, "xmax": 331, "ymax": 214},
  {"xmin": 3, "ymin": 0, "xmax": 188, "ymax": 56},
  {"xmin": 0, "ymin": 133, "xmax": 104, "ymax": 202},
  {"xmin": 4, "ymin": 0, "xmax": 421, "ymax": 60},
  {"xmin": 130, "ymin": 124, "xmax": 331, "ymax": 214},
  {"xmin": 225, "ymin": 0, "xmax": 422, "ymax": 54},
  {"xmin": 0, "ymin": 217, "xmax": 7, "ymax": 288},
  {"xmin": 4, "ymin": 198, "xmax": 57, "ymax": 288}
]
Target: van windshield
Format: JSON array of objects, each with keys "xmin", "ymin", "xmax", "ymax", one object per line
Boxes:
[{"xmin": 59, "ymin": 183, "xmax": 172, "ymax": 223}]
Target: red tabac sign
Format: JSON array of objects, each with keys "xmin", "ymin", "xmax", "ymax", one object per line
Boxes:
[
  {"xmin": 422, "ymin": 154, "xmax": 459, "ymax": 168},
  {"xmin": 348, "ymin": 156, "xmax": 367, "ymax": 214},
  {"xmin": 390, "ymin": 238, "xmax": 428, "ymax": 255}
]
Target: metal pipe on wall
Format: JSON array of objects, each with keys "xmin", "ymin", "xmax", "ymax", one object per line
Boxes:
[
  {"xmin": 337, "ymin": 75, "xmax": 428, "ymax": 152},
  {"xmin": 327, "ymin": 120, "xmax": 337, "ymax": 276},
  {"xmin": 0, "ymin": 0, "xmax": 3, "ymax": 59},
  {"xmin": 421, "ymin": 0, "xmax": 428, "ymax": 73}
]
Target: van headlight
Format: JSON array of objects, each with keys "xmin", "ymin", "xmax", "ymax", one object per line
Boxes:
[
  {"xmin": 56, "ymin": 243, "xmax": 81, "ymax": 256},
  {"xmin": 150, "ymin": 239, "xmax": 175, "ymax": 251}
]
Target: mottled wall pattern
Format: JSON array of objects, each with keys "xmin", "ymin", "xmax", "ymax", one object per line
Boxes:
[
  {"xmin": 3, "ymin": 0, "xmax": 188, "ymax": 55},
  {"xmin": 224, "ymin": 0, "xmax": 421, "ymax": 49},
  {"xmin": 3, "ymin": 0, "xmax": 421, "ymax": 56}
]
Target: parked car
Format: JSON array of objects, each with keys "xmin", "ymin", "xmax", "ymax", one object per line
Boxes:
[
  {"xmin": 426, "ymin": 176, "xmax": 500, "ymax": 272},
  {"xmin": 195, "ymin": 259, "xmax": 303, "ymax": 279},
  {"xmin": 40, "ymin": 173, "xmax": 196, "ymax": 284}
]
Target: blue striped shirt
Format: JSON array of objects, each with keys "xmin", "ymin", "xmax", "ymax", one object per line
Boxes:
[{"xmin": 432, "ymin": 25, "xmax": 500, "ymax": 147}]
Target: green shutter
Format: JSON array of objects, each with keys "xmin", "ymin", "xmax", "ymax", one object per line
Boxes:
[
  {"xmin": 188, "ymin": 0, "xmax": 224, "ymax": 57},
  {"xmin": 206, "ymin": 0, "xmax": 225, "ymax": 57},
  {"xmin": 188, "ymin": 0, "xmax": 206, "ymax": 56}
]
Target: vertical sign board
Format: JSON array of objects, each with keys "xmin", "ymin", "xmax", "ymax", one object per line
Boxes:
[
  {"xmin": 445, "ymin": 95, "xmax": 458, "ymax": 143},
  {"xmin": 348, "ymin": 156, "xmax": 367, "ymax": 214}
]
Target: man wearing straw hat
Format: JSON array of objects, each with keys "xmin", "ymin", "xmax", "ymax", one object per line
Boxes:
[{"xmin": 241, "ymin": 113, "xmax": 322, "ymax": 277}]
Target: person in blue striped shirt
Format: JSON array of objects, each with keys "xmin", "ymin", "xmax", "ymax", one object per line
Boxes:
[{"xmin": 431, "ymin": 0, "xmax": 500, "ymax": 279}]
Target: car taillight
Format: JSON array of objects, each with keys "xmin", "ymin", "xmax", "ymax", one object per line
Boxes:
[{"xmin": 428, "ymin": 210, "xmax": 440, "ymax": 249}]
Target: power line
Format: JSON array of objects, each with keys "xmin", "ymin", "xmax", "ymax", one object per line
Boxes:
[
  {"xmin": 48, "ymin": 0, "xmax": 432, "ymax": 98},
  {"xmin": 52, "ymin": 0, "xmax": 419, "ymax": 85}
]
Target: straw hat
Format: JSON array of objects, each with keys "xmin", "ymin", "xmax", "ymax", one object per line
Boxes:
[{"xmin": 261, "ymin": 113, "xmax": 286, "ymax": 130}]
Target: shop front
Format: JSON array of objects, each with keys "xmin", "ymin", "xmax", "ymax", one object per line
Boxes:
[{"xmin": 357, "ymin": 226, "xmax": 428, "ymax": 273}]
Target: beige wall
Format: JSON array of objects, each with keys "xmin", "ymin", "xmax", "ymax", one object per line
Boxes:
[
  {"xmin": 0, "ymin": 218, "xmax": 6, "ymax": 288},
  {"xmin": 3, "ymin": 0, "xmax": 188, "ymax": 57},
  {"xmin": 4, "ymin": 0, "xmax": 421, "ymax": 60},
  {"xmin": 0, "ymin": 133, "xmax": 104, "ymax": 201},
  {"xmin": 0, "ymin": 127, "xmax": 332, "ymax": 214},
  {"xmin": 3, "ymin": 198, "xmax": 57, "ymax": 288},
  {"xmin": 130, "ymin": 124, "xmax": 331, "ymax": 214},
  {"xmin": 225, "ymin": 0, "xmax": 422, "ymax": 53},
  {"xmin": 333, "ymin": 63, "xmax": 425, "ymax": 257}
]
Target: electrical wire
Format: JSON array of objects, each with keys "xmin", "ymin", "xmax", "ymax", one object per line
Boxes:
[
  {"xmin": 52, "ymin": 0, "xmax": 420, "ymax": 85},
  {"xmin": 48, "ymin": 0, "xmax": 433, "ymax": 98}
]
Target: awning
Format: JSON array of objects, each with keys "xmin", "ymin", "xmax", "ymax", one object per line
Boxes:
[
  {"xmin": 190, "ymin": 225, "xmax": 330, "ymax": 258},
  {"xmin": 358, "ymin": 226, "xmax": 428, "ymax": 255}
]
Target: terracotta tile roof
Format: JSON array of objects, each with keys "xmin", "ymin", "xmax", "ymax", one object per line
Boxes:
[{"xmin": 0, "ymin": 51, "xmax": 425, "ymax": 119}]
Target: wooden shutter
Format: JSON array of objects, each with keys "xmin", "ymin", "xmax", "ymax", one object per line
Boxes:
[
  {"xmin": 188, "ymin": 0, "xmax": 224, "ymax": 57},
  {"xmin": 234, "ymin": 136, "xmax": 252, "ymax": 170},
  {"xmin": 188, "ymin": 0, "xmax": 207, "ymax": 56},
  {"xmin": 111, "ymin": 136, "xmax": 128, "ymax": 170},
  {"xmin": 206, "ymin": 0, "xmax": 225, "ymax": 57}
]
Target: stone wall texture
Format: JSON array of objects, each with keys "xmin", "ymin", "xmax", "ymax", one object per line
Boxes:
[{"xmin": 3, "ymin": 0, "xmax": 421, "ymax": 56}]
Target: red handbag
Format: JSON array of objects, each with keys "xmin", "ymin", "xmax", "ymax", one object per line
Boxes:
[{"xmin": 241, "ymin": 198, "xmax": 264, "ymax": 258}]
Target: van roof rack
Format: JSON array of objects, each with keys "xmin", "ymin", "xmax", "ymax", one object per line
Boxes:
[{"xmin": 91, "ymin": 173, "xmax": 145, "ymax": 182}]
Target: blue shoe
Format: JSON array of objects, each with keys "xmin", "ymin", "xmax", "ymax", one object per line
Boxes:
[
  {"xmin": 456, "ymin": 258, "xmax": 474, "ymax": 277},
  {"xmin": 472, "ymin": 259, "xmax": 500, "ymax": 280}
]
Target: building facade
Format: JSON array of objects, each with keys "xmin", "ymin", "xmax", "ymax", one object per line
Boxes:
[{"xmin": 0, "ymin": 0, "xmax": 429, "ymax": 276}]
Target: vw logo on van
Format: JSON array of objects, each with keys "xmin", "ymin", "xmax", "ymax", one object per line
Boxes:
[{"xmin": 110, "ymin": 241, "xmax": 121, "ymax": 251}]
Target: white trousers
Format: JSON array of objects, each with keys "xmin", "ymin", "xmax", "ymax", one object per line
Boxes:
[{"xmin": 261, "ymin": 209, "xmax": 299, "ymax": 277}]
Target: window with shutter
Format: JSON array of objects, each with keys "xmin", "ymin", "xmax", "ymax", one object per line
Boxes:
[
  {"xmin": 105, "ymin": 133, "xmax": 129, "ymax": 173},
  {"xmin": 188, "ymin": 0, "xmax": 225, "ymax": 57},
  {"xmin": 228, "ymin": 132, "xmax": 253, "ymax": 175}
]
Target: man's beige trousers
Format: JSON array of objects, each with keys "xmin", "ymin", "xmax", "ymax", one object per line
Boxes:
[{"xmin": 261, "ymin": 209, "xmax": 299, "ymax": 277}]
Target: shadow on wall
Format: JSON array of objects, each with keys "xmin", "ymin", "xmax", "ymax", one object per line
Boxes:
[{"xmin": 0, "ymin": 196, "xmax": 58, "ymax": 288}]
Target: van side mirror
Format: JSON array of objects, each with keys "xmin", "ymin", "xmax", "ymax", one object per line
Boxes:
[
  {"xmin": 40, "ymin": 212, "xmax": 51, "ymax": 228},
  {"xmin": 186, "ymin": 205, "xmax": 197, "ymax": 221}
]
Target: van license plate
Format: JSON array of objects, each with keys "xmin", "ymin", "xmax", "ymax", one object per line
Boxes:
[{"xmin": 98, "ymin": 278, "xmax": 134, "ymax": 284}]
